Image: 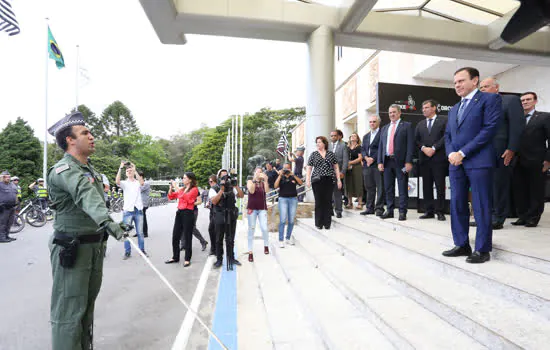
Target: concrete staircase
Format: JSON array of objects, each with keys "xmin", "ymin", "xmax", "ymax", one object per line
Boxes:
[{"xmin": 236, "ymin": 209, "xmax": 550, "ymax": 349}]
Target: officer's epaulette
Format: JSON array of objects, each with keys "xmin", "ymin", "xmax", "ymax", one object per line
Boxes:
[{"xmin": 55, "ymin": 164, "xmax": 70, "ymax": 174}]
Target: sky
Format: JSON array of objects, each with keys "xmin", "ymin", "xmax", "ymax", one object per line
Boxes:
[{"xmin": 0, "ymin": 0, "xmax": 307, "ymax": 142}]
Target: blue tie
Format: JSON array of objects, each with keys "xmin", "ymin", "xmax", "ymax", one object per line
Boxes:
[
  {"xmin": 427, "ymin": 118, "xmax": 433, "ymax": 133},
  {"xmin": 457, "ymin": 99, "xmax": 468, "ymax": 124}
]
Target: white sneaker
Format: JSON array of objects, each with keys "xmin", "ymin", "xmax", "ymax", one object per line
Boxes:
[
  {"xmin": 279, "ymin": 241, "xmax": 285, "ymax": 248},
  {"xmin": 287, "ymin": 236, "xmax": 295, "ymax": 245}
]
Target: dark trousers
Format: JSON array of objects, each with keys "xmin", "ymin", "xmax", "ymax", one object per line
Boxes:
[
  {"xmin": 332, "ymin": 176, "xmax": 343, "ymax": 214},
  {"xmin": 450, "ymin": 166, "xmax": 493, "ymax": 252},
  {"xmin": 513, "ymin": 163, "xmax": 545, "ymax": 224},
  {"xmin": 312, "ymin": 176, "xmax": 335, "ymax": 228},
  {"xmin": 383, "ymin": 157, "xmax": 409, "ymax": 214},
  {"xmin": 208, "ymin": 210, "xmax": 216, "ymax": 254},
  {"xmin": 180, "ymin": 208, "xmax": 207, "ymax": 247},
  {"xmin": 172, "ymin": 209, "xmax": 195, "ymax": 262},
  {"xmin": 492, "ymin": 159, "xmax": 513, "ymax": 224},
  {"xmin": 142, "ymin": 206, "xmax": 148, "ymax": 236},
  {"xmin": 363, "ymin": 166, "xmax": 385, "ymax": 213},
  {"xmin": 420, "ymin": 162, "xmax": 447, "ymax": 215},
  {"xmin": 215, "ymin": 214, "xmax": 237, "ymax": 262},
  {"xmin": 0, "ymin": 207, "xmax": 15, "ymax": 238}
]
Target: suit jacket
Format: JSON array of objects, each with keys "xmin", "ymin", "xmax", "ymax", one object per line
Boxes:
[
  {"xmin": 445, "ymin": 90, "xmax": 502, "ymax": 170},
  {"xmin": 361, "ymin": 130, "xmax": 381, "ymax": 167},
  {"xmin": 517, "ymin": 110, "xmax": 550, "ymax": 167},
  {"xmin": 330, "ymin": 140, "xmax": 349, "ymax": 175},
  {"xmin": 415, "ymin": 116, "xmax": 448, "ymax": 164},
  {"xmin": 493, "ymin": 94, "xmax": 525, "ymax": 156},
  {"xmin": 377, "ymin": 119, "xmax": 414, "ymax": 168}
]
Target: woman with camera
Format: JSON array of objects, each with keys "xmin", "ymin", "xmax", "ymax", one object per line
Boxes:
[
  {"xmin": 275, "ymin": 163, "xmax": 303, "ymax": 247},
  {"xmin": 246, "ymin": 166, "xmax": 270, "ymax": 262},
  {"xmin": 306, "ymin": 136, "xmax": 342, "ymax": 229},
  {"xmin": 165, "ymin": 172, "xmax": 199, "ymax": 267}
]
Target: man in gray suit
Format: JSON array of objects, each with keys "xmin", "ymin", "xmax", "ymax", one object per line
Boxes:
[
  {"xmin": 479, "ymin": 77, "xmax": 525, "ymax": 230},
  {"xmin": 329, "ymin": 129, "xmax": 349, "ymax": 218}
]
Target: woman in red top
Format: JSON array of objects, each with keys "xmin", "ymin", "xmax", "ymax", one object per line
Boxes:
[{"xmin": 165, "ymin": 172, "xmax": 199, "ymax": 267}]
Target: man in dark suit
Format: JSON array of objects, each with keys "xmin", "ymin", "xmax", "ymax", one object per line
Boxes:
[
  {"xmin": 330, "ymin": 129, "xmax": 349, "ymax": 218},
  {"xmin": 512, "ymin": 92, "xmax": 550, "ymax": 227},
  {"xmin": 377, "ymin": 104, "xmax": 414, "ymax": 221},
  {"xmin": 479, "ymin": 77, "xmax": 525, "ymax": 230},
  {"xmin": 442, "ymin": 67, "xmax": 501, "ymax": 264},
  {"xmin": 415, "ymin": 99, "xmax": 448, "ymax": 221},
  {"xmin": 360, "ymin": 115, "xmax": 385, "ymax": 216}
]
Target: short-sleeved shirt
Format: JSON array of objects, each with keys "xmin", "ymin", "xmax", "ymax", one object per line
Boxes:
[
  {"xmin": 278, "ymin": 176, "xmax": 298, "ymax": 198},
  {"xmin": 140, "ymin": 181, "xmax": 151, "ymax": 207},
  {"xmin": 120, "ymin": 180, "xmax": 143, "ymax": 212},
  {"xmin": 307, "ymin": 150, "xmax": 337, "ymax": 178},
  {"xmin": 266, "ymin": 170, "xmax": 278, "ymax": 189}
]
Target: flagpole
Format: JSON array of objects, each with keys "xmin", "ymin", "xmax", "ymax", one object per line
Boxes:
[
  {"xmin": 239, "ymin": 114, "xmax": 243, "ymax": 187},
  {"xmin": 75, "ymin": 44, "xmax": 79, "ymax": 110},
  {"xmin": 43, "ymin": 19, "xmax": 50, "ymax": 186}
]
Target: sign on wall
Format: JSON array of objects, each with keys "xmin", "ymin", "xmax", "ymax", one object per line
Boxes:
[{"xmin": 377, "ymin": 82, "xmax": 460, "ymax": 127}]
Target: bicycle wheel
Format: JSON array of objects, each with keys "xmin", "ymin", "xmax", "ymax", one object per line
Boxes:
[
  {"xmin": 26, "ymin": 208, "xmax": 47, "ymax": 227},
  {"xmin": 9, "ymin": 214, "xmax": 25, "ymax": 233}
]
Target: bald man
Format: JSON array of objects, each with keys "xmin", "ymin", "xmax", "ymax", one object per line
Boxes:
[{"xmin": 479, "ymin": 77, "xmax": 524, "ymax": 229}]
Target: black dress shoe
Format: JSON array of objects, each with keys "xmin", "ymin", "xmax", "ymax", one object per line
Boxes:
[
  {"xmin": 381, "ymin": 211, "xmax": 394, "ymax": 219},
  {"xmin": 511, "ymin": 219, "xmax": 526, "ymax": 226},
  {"xmin": 231, "ymin": 259, "xmax": 242, "ymax": 266},
  {"xmin": 437, "ymin": 214, "xmax": 446, "ymax": 221},
  {"xmin": 201, "ymin": 241, "xmax": 208, "ymax": 251},
  {"xmin": 324, "ymin": 225, "xmax": 330, "ymax": 230},
  {"xmin": 7, "ymin": 237, "xmax": 16, "ymax": 241},
  {"xmin": 360, "ymin": 210, "xmax": 374, "ymax": 215},
  {"xmin": 492, "ymin": 222, "xmax": 504, "ymax": 230},
  {"xmin": 469, "ymin": 221, "xmax": 477, "ymax": 227},
  {"xmin": 336, "ymin": 213, "xmax": 342, "ymax": 218},
  {"xmin": 466, "ymin": 251, "xmax": 490, "ymax": 264},
  {"xmin": 525, "ymin": 221, "xmax": 538, "ymax": 227},
  {"xmin": 375, "ymin": 211, "xmax": 384, "ymax": 217},
  {"xmin": 419, "ymin": 213, "xmax": 434, "ymax": 219},
  {"xmin": 0, "ymin": 238, "xmax": 12, "ymax": 243},
  {"xmin": 165, "ymin": 259, "xmax": 179, "ymax": 264},
  {"xmin": 442, "ymin": 245, "xmax": 472, "ymax": 257},
  {"xmin": 398, "ymin": 213, "xmax": 406, "ymax": 221},
  {"xmin": 316, "ymin": 225, "xmax": 323, "ymax": 230},
  {"xmin": 213, "ymin": 260, "xmax": 223, "ymax": 268}
]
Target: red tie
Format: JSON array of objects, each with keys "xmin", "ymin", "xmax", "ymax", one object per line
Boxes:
[{"xmin": 388, "ymin": 122, "xmax": 397, "ymax": 155}]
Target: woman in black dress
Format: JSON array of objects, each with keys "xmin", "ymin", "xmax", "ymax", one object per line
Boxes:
[
  {"xmin": 345, "ymin": 132, "xmax": 364, "ymax": 210},
  {"xmin": 306, "ymin": 136, "xmax": 342, "ymax": 229}
]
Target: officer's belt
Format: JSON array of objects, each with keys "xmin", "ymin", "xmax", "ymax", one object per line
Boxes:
[{"xmin": 54, "ymin": 231, "xmax": 108, "ymax": 244}]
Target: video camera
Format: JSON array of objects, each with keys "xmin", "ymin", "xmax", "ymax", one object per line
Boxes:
[{"xmin": 220, "ymin": 174, "xmax": 238, "ymax": 192}]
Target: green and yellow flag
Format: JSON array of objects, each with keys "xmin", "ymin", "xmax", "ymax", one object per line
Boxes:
[{"xmin": 48, "ymin": 26, "xmax": 64, "ymax": 69}]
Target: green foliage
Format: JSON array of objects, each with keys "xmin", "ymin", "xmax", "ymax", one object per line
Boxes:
[
  {"xmin": 95, "ymin": 101, "xmax": 139, "ymax": 141},
  {"xmin": 186, "ymin": 129, "xmax": 226, "ymax": 187},
  {"xmin": 0, "ymin": 118, "xmax": 43, "ymax": 198}
]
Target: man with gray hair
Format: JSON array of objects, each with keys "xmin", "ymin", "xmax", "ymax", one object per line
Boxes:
[
  {"xmin": 361, "ymin": 115, "xmax": 385, "ymax": 216},
  {"xmin": 377, "ymin": 104, "xmax": 414, "ymax": 221},
  {"xmin": 479, "ymin": 77, "xmax": 524, "ymax": 229}
]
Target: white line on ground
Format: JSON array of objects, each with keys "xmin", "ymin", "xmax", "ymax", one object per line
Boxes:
[{"xmin": 172, "ymin": 255, "xmax": 216, "ymax": 350}]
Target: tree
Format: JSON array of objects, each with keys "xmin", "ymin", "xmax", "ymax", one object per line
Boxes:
[
  {"xmin": 71, "ymin": 104, "xmax": 102, "ymax": 137},
  {"xmin": 97, "ymin": 101, "xmax": 139, "ymax": 141},
  {"xmin": 186, "ymin": 129, "xmax": 227, "ymax": 186},
  {"xmin": 0, "ymin": 118, "xmax": 42, "ymax": 198}
]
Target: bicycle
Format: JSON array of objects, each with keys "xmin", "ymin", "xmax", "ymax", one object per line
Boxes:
[
  {"xmin": 19, "ymin": 199, "xmax": 47, "ymax": 227},
  {"xmin": 9, "ymin": 210, "xmax": 25, "ymax": 233}
]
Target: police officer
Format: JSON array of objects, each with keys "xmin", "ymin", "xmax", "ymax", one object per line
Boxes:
[
  {"xmin": 29, "ymin": 178, "xmax": 49, "ymax": 210},
  {"xmin": 47, "ymin": 112, "xmax": 129, "ymax": 350},
  {"xmin": 0, "ymin": 170, "xmax": 18, "ymax": 243},
  {"xmin": 210, "ymin": 169, "xmax": 244, "ymax": 269},
  {"xmin": 11, "ymin": 176, "xmax": 22, "ymax": 203}
]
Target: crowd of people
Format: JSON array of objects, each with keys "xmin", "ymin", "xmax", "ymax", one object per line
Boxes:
[{"xmin": 303, "ymin": 66, "xmax": 549, "ymax": 265}]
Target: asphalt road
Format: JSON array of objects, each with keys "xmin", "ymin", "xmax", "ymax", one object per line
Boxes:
[{"xmin": 0, "ymin": 203, "xmax": 220, "ymax": 350}]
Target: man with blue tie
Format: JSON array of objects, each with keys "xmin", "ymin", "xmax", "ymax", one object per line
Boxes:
[
  {"xmin": 377, "ymin": 105, "xmax": 414, "ymax": 221},
  {"xmin": 442, "ymin": 67, "xmax": 501, "ymax": 264}
]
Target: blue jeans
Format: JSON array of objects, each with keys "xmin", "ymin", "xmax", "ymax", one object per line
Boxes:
[
  {"xmin": 247, "ymin": 209, "xmax": 268, "ymax": 252},
  {"xmin": 278, "ymin": 197, "xmax": 297, "ymax": 241},
  {"xmin": 123, "ymin": 208, "xmax": 144, "ymax": 254}
]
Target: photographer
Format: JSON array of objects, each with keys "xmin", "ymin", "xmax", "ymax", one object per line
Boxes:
[
  {"xmin": 246, "ymin": 166, "xmax": 270, "ymax": 262},
  {"xmin": 275, "ymin": 163, "xmax": 302, "ymax": 247},
  {"xmin": 116, "ymin": 161, "xmax": 146, "ymax": 259},
  {"xmin": 205, "ymin": 174, "xmax": 218, "ymax": 256},
  {"xmin": 210, "ymin": 169, "xmax": 244, "ymax": 269}
]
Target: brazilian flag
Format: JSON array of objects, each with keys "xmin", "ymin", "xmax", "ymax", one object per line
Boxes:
[{"xmin": 48, "ymin": 26, "xmax": 65, "ymax": 69}]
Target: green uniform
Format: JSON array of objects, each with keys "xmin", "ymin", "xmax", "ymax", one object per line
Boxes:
[{"xmin": 47, "ymin": 153, "xmax": 124, "ymax": 350}]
